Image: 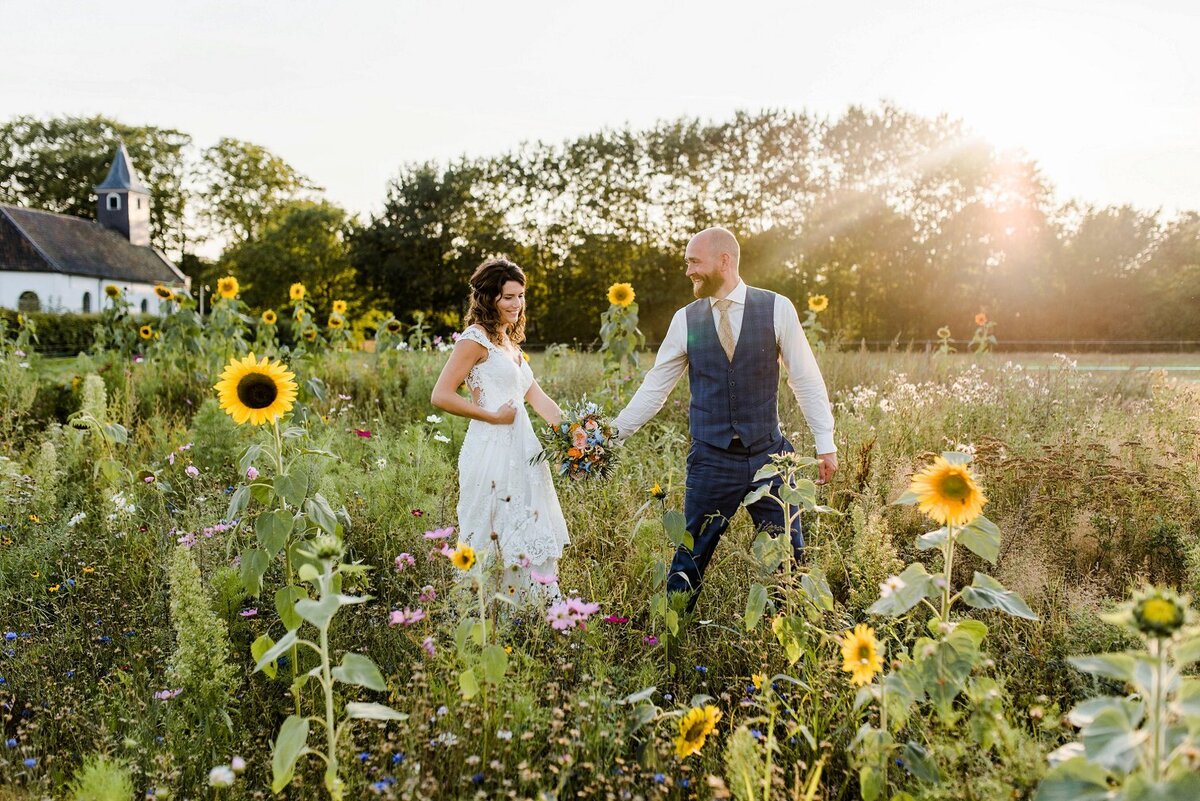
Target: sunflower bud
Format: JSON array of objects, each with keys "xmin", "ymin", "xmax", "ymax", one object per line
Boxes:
[
  {"xmin": 1131, "ymin": 586, "xmax": 1189, "ymax": 638},
  {"xmin": 313, "ymin": 535, "xmax": 343, "ymax": 560}
]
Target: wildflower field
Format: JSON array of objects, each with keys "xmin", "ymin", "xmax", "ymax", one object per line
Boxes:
[{"xmin": 2, "ymin": 291, "xmax": 1200, "ymax": 801}]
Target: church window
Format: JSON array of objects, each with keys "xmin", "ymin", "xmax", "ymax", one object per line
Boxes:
[
  {"xmin": 140, "ymin": 298, "xmax": 149, "ymax": 313},
  {"xmin": 18, "ymin": 291, "xmax": 41, "ymax": 313},
  {"xmin": 107, "ymin": 193, "xmax": 121, "ymax": 211},
  {"xmin": 82, "ymin": 291, "xmax": 92, "ymax": 313}
]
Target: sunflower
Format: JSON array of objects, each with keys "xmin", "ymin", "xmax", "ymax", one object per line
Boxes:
[
  {"xmin": 450, "ymin": 543, "xmax": 476, "ymax": 571},
  {"xmin": 332, "ymin": 300, "xmax": 348, "ymax": 314},
  {"xmin": 104, "ymin": 284, "xmax": 121, "ymax": 299},
  {"xmin": 808, "ymin": 294, "xmax": 829, "ymax": 313},
  {"xmin": 302, "ymin": 328, "xmax": 318, "ymax": 343},
  {"xmin": 217, "ymin": 276, "xmax": 239, "ymax": 299},
  {"xmin": 139, "ymin": 325, "xmax": 154, "ymax": 341},
  {"xmin": 675, "ymin": 705, "xmax": 722, "ymax": 758},
  {"xmin": 261, "ymin": 310, "xmax": 277, "ymax": 325},
  {"xmin": 840, "ymin": 624, "xmax": 883, "ymax": 686},
  {"xmin": 975, "ymin": 312, "xmax": 988, "ymax": 326},
  {"xmin": 1131, "ymin": 587, "xmax": 1188, "ymax": 637},
  {"xmin": 173, "ymin": 292, "xmax": 188, "ymax": 303},
  {"xmin": 213, "ymin": 353, "xmax": 298, "ymax": 426},
  {"xmin": 289, "ymin": 283, "xmax": 306, "ymax": 301},
  {"xmin": 385, "ymin": 319, "xmax": 402, "ymax": 334},
  {"xmin": 937, "ymin": 326, "xmax": 951, "ymax": 339},
  {"xmin": 327, "ymin": 315, "xmax": 345, "ymax": 330},
  {"xmin": 294, "ymin": 307, "xmax": 306, "ymax": 321},
  {"xmin": 607, "ymin": 282, "xmax": 635, "ymax": 307},
  {"xmin": 154, "ymin": 284, "xmax": 173, "ymax": 300},
  {"xmin": 908, "ymin": 456, "xmax": 987, "ymax": 526}
]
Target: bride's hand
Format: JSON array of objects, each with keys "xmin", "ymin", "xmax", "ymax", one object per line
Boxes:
[{"xmin": 490, "ymin": 400, "xmax": 517, "ymax": 425}]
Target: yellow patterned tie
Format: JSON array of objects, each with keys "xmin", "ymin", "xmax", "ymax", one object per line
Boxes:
[{"xmin": 715, "ymin": 298, "xmax": 735, "ymax": 361}]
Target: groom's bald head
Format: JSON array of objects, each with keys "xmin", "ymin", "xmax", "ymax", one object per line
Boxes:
[{"xmin": 685, "ymin": 227, "xmax": 741, "ymax": 298}]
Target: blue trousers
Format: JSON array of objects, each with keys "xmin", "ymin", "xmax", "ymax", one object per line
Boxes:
[{"xmin": 668, "ymin": 436, "xmax": 804, "ymax": 612}]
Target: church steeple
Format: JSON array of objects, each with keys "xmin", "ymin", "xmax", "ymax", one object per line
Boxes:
[{"xmin": 95, "ymin": 143, "xmax": 151, "ymax": 246}]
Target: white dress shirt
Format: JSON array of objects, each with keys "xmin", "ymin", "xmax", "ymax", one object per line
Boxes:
[{"xmin": 613, "ymin": 280, "xmax": 837, "ymax": 454}]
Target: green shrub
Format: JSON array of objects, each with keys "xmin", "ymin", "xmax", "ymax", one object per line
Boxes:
[{"xmin": 67, "ymin": 754, "xmax": 135, "ymax": 801}]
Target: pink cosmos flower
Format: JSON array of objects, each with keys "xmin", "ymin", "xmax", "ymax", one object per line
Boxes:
[
  {"xmin": 643, "ymin": 635, "xmax": 659, "ymax": 646},
  {"xmin": 153, "ymin": 688, "xmax": 183, "ymax": 701},
  {"xmin": 516, "ymin": 554, "xmax": 532, "ymax": 569},
  {"xmin": 239, "ymin": 608, "xmax": 258, "ymax": 618},
  {"xmin": 394, "ymin": 553, "xmax": 416, "ymax": 572},
  {"xmin": 422, "ymin": 636, "xmax": 436, "ymax": 656},
  {"xmin": 603, "ymin": 615, "xmax": 629, "ymax": 624},
  {"xmin": 531, "ymin": 571, "xmax": 558, "ymax": 586},
  {"xmin": 418, "ymin": 585, "xmax": 437, "ymax": 603},
  {"xmin": 423, "ymin": 527, "xmax": 454, "ymax": 540},
  {"xmin": 354, "ymin": 429, "xmax": 372, "ymax": 438},
  {"xmin": 388, "ymin": 607, "xmax": 426, "ymax": 627},
  {"xmin": 547, "ymin": 602, "xmax": 575, "ymax": 630},
  {"xmin": 185, "ymin": 465, "xmax": 200, "ymax": 478},
  {"xmin": 167, "ymin": 453, "xmax": 176, "ymax": 465},
  {"xmin": 566, "ymin": 597, "xmax": 600, "ymax": 618}
]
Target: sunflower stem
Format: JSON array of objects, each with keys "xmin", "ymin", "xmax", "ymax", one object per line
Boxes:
[{"xmin": 940, "ymin": 525, "xmax": 957, "ymax": 621}]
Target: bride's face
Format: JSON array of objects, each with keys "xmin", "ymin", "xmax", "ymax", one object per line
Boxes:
[{"xmin": 495, "ymin": 280, "xmax": 525, "ymax": 327}]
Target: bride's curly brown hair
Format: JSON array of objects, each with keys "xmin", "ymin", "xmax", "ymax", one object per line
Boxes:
[{"xmin": 464, "ymin": 258, "xmax": 526, "ymax": 345}]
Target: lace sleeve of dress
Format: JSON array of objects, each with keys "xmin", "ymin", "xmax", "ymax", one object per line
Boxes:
[
  {"xmin": 458, "ymin": 326, "xmax": 493, "ymax": 350},
  {"xmin": 459, "ymin": 327, "xmax": 491, "ymax": 405}
]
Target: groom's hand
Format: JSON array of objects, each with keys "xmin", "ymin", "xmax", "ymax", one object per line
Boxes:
[{"xmin": 816, "ymin": 452, "xmax": 838, "ymax": 485}]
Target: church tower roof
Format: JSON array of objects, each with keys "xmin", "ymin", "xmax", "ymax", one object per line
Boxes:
[{"xmin": 94, "ymin": 143, "xmax": 150, "ymax": 194}]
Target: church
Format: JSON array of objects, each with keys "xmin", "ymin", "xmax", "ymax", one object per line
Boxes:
[{"xmin": 0, "ymin": 144, "xmax": 189, "ymax": 314}]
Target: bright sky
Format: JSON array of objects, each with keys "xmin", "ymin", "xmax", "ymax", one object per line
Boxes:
[{"xmin": 2, "ymin": 0, "xmax": 1197, "ymax": 226}]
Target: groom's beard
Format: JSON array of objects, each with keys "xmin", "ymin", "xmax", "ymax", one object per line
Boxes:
[{"xmin": 691, "ymin": 273, "xmax": 722, "ymax": 298}]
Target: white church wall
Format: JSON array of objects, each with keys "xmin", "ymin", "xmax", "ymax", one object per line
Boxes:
[{"xmin": 0, "ymin": 271, "xmax": 163, "ymax": 313}]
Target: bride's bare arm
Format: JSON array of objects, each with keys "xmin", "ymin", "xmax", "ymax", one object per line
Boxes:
[
  {"xmin": 524, "ymin": 379, "xmax": 562, "ymax": 426},
  {"xmin": 431, "ymin": 340, "xmax": 516, "ymax": 424}
]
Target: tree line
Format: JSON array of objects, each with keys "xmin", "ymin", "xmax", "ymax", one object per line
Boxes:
[{"xmin": 2, "ymin": 109, "xmax": 1197, "ymax": 344}]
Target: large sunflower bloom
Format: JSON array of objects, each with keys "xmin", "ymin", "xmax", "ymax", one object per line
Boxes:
[
  {"xmin": 607, "ymin": 282, "xmax": 635, "ymax": 307},
  {"xmin": 840, "ymin": 624, "xmax": 883, "ymax": 686},
  {"xmin": 261, "ymin": 309, "xmax": 277, "ymax": 325},
  {"xmin": 302, "ymin": 328, "xmax": 318, "ymax": 343},
  {"xmin": 332, "ymin": 300, "xmax": 348, "ymax": 314},
  {"xmin": 675, "ymin": 705, "xmax": 722, "ymax": 758},
  {"xmin": 327, "ymin": 315, "xmax": 345, "ymax": 330},
  {"xmin": 808, "ymin": 294, "xmax": 829, "ymax": 313},
  {"xmin": 217, "ymin": 276, "xmax": 240, "ymax": 299},
  {"xmin": 909, "ymin": 456, "xmax": 987, "ymax": 526},
  {"xmin": 289, "ymin": 283, "xmax": 306, "ymax": 302},
  {"xmin": 139, "ymin": 325, "xmax": 154, "ymax": 341},
  {"xmin": 154, "ymin": 284, "xmax": 173, "ymax": 300},
  {"xmin": 385, "ymin": 319, "xmax": 402, "ymax": 334},
  {"xmin": 936, "ymin": 326, "xmax": 951, "ymax": 339},
  {"xmin": 213, "ymin": 353, "xmax": 298, "ymax": 426},
  {"xmin": 104, "ymin": 284, "xmax": 121, "ymax": 299}
]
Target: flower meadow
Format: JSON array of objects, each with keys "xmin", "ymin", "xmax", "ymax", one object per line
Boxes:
[{"xmin": 2, "ymin": 289, "xmax": 1200, "ymax": 799}]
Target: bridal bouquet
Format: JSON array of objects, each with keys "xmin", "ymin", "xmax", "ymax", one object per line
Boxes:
[{"xmin": 532, "ymin": 399, "xmax": 618, "ymax": 481}]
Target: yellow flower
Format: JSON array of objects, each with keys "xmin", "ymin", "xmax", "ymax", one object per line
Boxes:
[
  {"xmin": 975, "ymin": 312, "xmax": 988, "ymax": 326},
  {"xmin": 650, "ymin": 483, "xmax": 666, "ymax": 500},
  {"xmin": 29, "ymin": 514, "xmax": 40, "ymax": 523},
  {"xmin": 48, "ymin": 584, "xmax": 60, "ymax": 593},
  {"xmin": 216, "ymin": 276, "xmax": 239, "ymax": 299},
  {"xmin": 154, "ymin": 284, "xmax": 173, "ymax": 300},
  {"xmin": 751, "ymin": 673, "xmax": 768, "ymax": 690},
  {"xmin": 172, "ymin": 292, "xmax": 188, "ymax": 303},
  {"xmin": 522, "ymin": 352, "xmax": 529, "ymax": 362},
  {"xmin": 450, "ymin": 543, "xmax": 476, "ymax": 571},
  {"xmin": 294, "ymin": 307, "xmax": 306, "ymax": 321},
  {"xmin": 908, "ymin": 456, "xmax": 987, "ymax": 527},
  {"xmin": 289, "ymin": 283, "xmax": 306, "ymax": 301},
  {"xmin": 332, "ymin": 300, "xmax": 348, "ymax": 314},
  {"xmin": 139, "ymin": 325, "xmax": 154, "ymax": 341},
  {"xmin": 840, "ymin": 624, "xmax": 883, "ymax": 686},
  {"xmin": 83, "ymin": 566, "xmax": 96, "ymax": 574},
  {"xmin": 31, "ymin": 570, "xmax": 40, "ymax": 578},
  {"xmin": 675, "ymin": 705, "xmax": 722, "ymax": 758},
  {"xmin": 1132, "ymin": 587, "xmax": 1189, "ymax": 637},
  {"xmin": 385, "ymin": 319, "xmax": 402, "ymax": 334},
  {"xmin": 302, "ymin": 329, "xmax": 318, "ymax": 343},
  {"xmin": 261, "ymin": 310, "xmax": 277, "ymax": 325},
  {"xmin": 327, "ymin": 315, "xmax": 345, "ymax": 330},
  {"xmin": 607, "ymin": 282, "xmax": 635, "ymax": 307},
  {"xmin": 104, "ymin": 284, "xmax": 121, "ymax": 299},
  {"xmin": 937, "ymin": 326, "xmax": 951, "ymax": 339},
  {"xmin": 808, "ymin": 294, "xmax": 829, "ymax": 313},
  {"xmin": 213, "ymin": 353, "xmax": 299, "ymax": 426}
]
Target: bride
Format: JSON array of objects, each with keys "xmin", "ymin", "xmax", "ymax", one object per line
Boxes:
[{"xmin": 430, "ymin": 258, "xmax": 570, "ymax": 604}]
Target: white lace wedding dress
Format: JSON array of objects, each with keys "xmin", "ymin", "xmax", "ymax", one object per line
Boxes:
[{"xmin": 455, "ymin": 325, "xmax": 570, "ymax": 605}]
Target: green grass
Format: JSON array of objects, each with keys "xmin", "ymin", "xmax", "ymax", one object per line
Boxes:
[{"xmin": 1, "ymin": 348, "xmax": 1198, "ymax": 799}]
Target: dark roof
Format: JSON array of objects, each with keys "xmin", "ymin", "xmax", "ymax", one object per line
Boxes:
[
  {"xmin": 0, "ymin": 204, "xmax": 185, "ymax": 284},
  {"xmin": 94, "ymin": 143, "xmax": 150, "ymax": 193}
]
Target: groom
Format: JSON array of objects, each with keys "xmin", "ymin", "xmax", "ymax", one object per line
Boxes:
[{"xmin": 613, "ymin": 227, "xmax": 838, "ymax": 613}]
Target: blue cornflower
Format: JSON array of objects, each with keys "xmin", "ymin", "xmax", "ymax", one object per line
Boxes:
[
  {"xmin": 746, "ymin": 684, "xmax": 757, "ymax": 694},
  {"xmin": 370, "ymin": 781, "xmax": 389, "ymax": 794},
  {"xmin": 662, "ymin": 693, "xmax": 673, "ymax": 702},
  {"xmin": 679, "ymin": 778, "xmax": 690, "ymax": 788},
  {"xmin": 653, "ymin": 773, "xmax": 666, "ymax": 784},
  {"xmin": 4, "ymin": 632, "xmax": 15, "ymax": 641},
  {"xmin": 98, "ymin": 635, "xmax": 112, "ymax": 644},
  {"xmin": 277, "ymin": 655, "xmax": 290, "ymax": 667},
  {"xmin": 67, "ymin": 579, "xmax": 75, "ymax": 587},
  {"xmin": 391, "ymin": 753, "xmax": 405, "ymax": 764},
  {"xmin": 23, "ymin": 757, "xmax": 37, "ymax": 768},
  {"xmin": 0, "ymin": 676, "xmax": 6, "ymax": 685},
  {"xmin": 357, "ymin": 752, "xmax": 370, "ymax": 762},
  {"xmin": 5, "ymin": 738, "xmax": 16, "ymax": 747},
  {"xmin": 65, "ymin": 670, "xmax": 74, "ymax": 678},
  {"xmin": 694, "ymin": 665, "xmax": 707, "ymax": 674},
  {"xmin": 750, "ymin": 729, "xmax": 764, "ymax": 740},
  {"xmin": 471, "ymin": 772, "xmax": 484, "ymax": 784},
  {"xmin": 124, "ymin": 630, "xmax": 138, "ymax": 637}
]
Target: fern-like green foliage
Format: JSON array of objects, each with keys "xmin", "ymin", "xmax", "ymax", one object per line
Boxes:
[
  {"xmin": 67, "ymin": 754, "xmax": 134, "ymax": 801},
  {"xmin": 724, "ymin": 725, "xmax": 765, "ymax": 801}
]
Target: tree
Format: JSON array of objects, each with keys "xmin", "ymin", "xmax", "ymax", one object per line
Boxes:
[
  {"xmin": 219, "ymin": 200, "xmax": 357, "ymax": 313},
  {"xmin": 198, "ymin": 137, "xmax": 317, "ymax": 243},
  {"xmin": 0, "ymin": 114, "xmax": 192, "ymax": 254}
]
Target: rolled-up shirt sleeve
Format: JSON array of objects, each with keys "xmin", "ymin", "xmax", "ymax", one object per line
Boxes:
[
  {"xmin": 776, "ymin": 295, "xmax": 837, "ymax": 454},
  {"xmin": 612, "ymin": 308, "xmax": 689, "ymax": 441}
]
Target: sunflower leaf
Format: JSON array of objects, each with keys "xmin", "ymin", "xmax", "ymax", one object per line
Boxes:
[
  {"xmin": 893, "ymin": 489, "xmax": 921, "ymax": 506},
  {"xmin": 940, "ymin": 451, "xmax": 973, "ymax": 466},
  {"xmin": 958, "ymin": 516, "xmax": 1000, "ymax": 564},
  {"xmin": 868, "ymin": 562, "xmax": 935, "ymax": 616},
  {"xmin": 917, "ymin": 528, "xmax": 949, "ymax": 550},
  {"xmin": 960, "ymin": 572, "xmax": 1038, "ymax": 620}
]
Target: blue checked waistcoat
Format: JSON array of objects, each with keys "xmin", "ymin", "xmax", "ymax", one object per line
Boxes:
[{"xmin": 684, "ymin": 286, "xmax": 782, "ymax": 450}]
